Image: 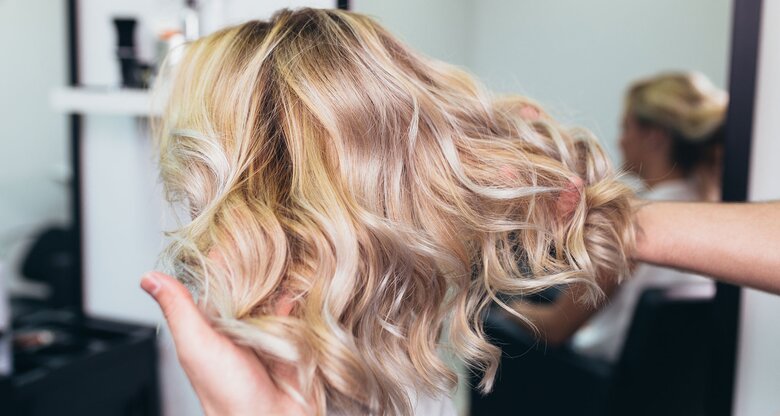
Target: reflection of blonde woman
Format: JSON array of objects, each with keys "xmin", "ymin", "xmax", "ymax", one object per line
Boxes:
[
  {"xmin": 505, "ymin": 72, "xmax": 727, "ymax": 362},
  {"xmin": 621, "ymin": 72, "xmax": 727, "ymax": 201}
]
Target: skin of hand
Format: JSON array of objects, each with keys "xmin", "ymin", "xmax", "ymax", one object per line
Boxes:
[
  {"xmin": 140, "ymin": 271, "xmax": 307, "ymax": 416},
  {"xmin": 505, "ymin": 275, "xmax": 619, "ymax": 346},
  {"xmin": 556, "ymin": 176, "xmax": 585, "ymax": 219},
  {"xmin": 633, "ymin": 200, "xmax": 780, "ymax": 294}
]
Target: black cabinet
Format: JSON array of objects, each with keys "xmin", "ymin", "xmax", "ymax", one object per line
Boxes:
[{"xmin": 0, "ymin": 310, "xmax": 160, "ymax": 416}]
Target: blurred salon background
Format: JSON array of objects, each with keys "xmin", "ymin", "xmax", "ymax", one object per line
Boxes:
[{"xmin": 0, "ymin": 0, "xmax": 778, "ymax": 415}]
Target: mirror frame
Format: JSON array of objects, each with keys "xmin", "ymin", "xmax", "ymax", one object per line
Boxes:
[{"xmin": 710, "ymin": 0, "xmax": 763, "ymax": 414}]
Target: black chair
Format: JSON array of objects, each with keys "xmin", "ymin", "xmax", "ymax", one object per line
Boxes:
[{"xmin": 470, "ymin": 284, "xmax": 715, "ymax": 416}]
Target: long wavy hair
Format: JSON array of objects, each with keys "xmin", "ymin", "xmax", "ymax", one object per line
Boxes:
[{"xmin": 154, "ymin": 8, "xmax": 635, "ymax": 415}]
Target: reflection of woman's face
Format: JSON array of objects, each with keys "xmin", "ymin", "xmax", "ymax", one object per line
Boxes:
[{"xmin": 619, "ymin": 114, "xmax": 645, "ymax": 175}]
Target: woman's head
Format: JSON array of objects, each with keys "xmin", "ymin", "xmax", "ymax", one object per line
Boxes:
[
  {"xmin": 619, "ymin": 72, "xmax": 727, "ymax": 195},
  {"xmin": 155, "ymin": 8, "xmax": 635, "ymax": 415}
]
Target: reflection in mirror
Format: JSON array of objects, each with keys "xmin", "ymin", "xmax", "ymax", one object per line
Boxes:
[{"xmin": 360, "ymin": 1, "xmax": 731, "ymax": 414}]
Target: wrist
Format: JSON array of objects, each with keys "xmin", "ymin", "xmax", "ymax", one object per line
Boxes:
[{"xmin": 632, "ymin": 199, "xmax": 657, "ymax": 264}]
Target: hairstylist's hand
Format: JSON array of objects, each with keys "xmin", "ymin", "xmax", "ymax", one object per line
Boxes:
[{"xmin": 140, "ymin": 271, "xmax": 306, "ymax": 416}]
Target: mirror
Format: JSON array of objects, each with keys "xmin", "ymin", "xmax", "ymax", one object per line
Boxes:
[{"xmin": 358, "ymin": 1, "xmax": 733, "ymax": 414}]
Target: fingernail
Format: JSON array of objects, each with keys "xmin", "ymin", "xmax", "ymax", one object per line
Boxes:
[
  {"xmin": 141, "ymin": 273, "xmax": 162, "ymax": 296},
  {"xmin": 519, "ymin": 105, "xmax": 540, "ymax": 120}
]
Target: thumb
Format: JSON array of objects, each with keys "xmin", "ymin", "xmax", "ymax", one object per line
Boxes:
[{"xmin": 140, "ymin": 271, "xmax": 215, "ymax": 354}]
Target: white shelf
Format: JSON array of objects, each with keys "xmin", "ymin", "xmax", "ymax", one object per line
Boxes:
[{"xmin": 50, "ymin": 87, "xmax": 161, "ymax": 116}]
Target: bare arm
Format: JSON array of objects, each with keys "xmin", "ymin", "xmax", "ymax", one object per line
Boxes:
[
  {"xmin": 634, "ymin": 201, "xmax": 780, "ymax": 294},
  {"xmin": 506, "ymin": 279, "xmax": 619, "ymax": 346},
  {"xmin": 507, "ymin": 200, "xmax": 780, "ymax": 343}
]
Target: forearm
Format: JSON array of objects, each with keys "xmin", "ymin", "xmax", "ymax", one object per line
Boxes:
[
  {"xmin": 507, "ymin": 291, "xmax": 600, "ymax": 346},
  {"xmin": 634, "ymin": 201, "xmax": 780, "ymax": 294},
  {"xmin": 506, "ymin": 301, "xmax": 568, "ymax": 346}
]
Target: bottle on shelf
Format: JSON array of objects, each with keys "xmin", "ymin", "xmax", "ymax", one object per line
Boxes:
[{"xmin": 182, "ymin": 0, "xmax": 200, "ymax": 41}]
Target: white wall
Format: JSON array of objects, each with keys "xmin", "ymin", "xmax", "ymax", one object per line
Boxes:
[
  {"xmin": 733, "ymin": 0, "xmax": 780, "ymax": 414},
  {"xmin": 353, "ymin": 1, "xmax": 732, "ymax": 161},
  {"xmin": 468, "ymin": 0, "xmax": 732, "ymax": 161},
  {"xmin": 352, "ymin": 0, "xmax": 471, "ymax": 67},
  {"xmin": 0, "ymin": 0, "xmax": 69, "ymax": 282}
]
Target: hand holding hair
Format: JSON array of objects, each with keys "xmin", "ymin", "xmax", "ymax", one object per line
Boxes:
[{"xmin": 140, "ymin": 271, "xmax": 307, "ymax": 416}]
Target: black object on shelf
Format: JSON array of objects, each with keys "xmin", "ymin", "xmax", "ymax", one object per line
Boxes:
[
  {"xmin": 113, "ymin": 17, "xmax": 149, "ymax": 88},
  {"xmin": 0, "ymin": 308, "xmax": 160, "ymax": 416},
  {"xmin": 21, "ymin": 227, "xmax": 79, "ymax": 310}
]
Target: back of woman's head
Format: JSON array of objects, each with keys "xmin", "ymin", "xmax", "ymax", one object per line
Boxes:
[
  {"xmin": 155, "ymin": 8, "xmax": 635, "ymax": 415},
  {"xmin": 626, "ymin": 72, "xmax": 728, "ymax": 177}
]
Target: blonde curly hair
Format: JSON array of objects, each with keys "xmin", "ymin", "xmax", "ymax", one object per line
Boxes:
[{"xmin": 154, "ymin": 8, "xmax": 635, "ymax": 415}]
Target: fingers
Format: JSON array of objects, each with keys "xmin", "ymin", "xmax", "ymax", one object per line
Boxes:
[
  {"xmin": 274, "ymin": 293, "xmax": 296, "ymax": 317},
  {"xmin": 140, "ymin": 271, "xmax": 215, "ymax": 356},
  {"xmin": 519, "ymin": 104, "xmax": 541, "ymax": 120},
  {"xmin": 497, "ymin": 167, "xmax": 584, "ymax": 222},
  {"xmin": 556, "ymin": 176, "xmax": 585, "ymax": 220},
  {"xmin": 499, "ymin": 165, "xmax": 519, "ymax": 181}
]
